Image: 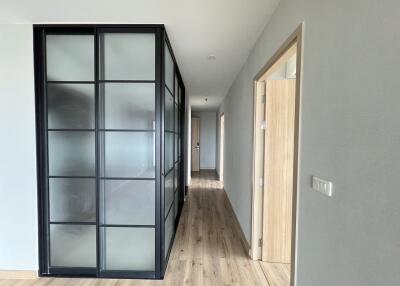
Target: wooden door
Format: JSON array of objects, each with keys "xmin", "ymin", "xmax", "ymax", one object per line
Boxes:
[
  {"xmin": 191, "ymin": 117, "xmax": 200, "ymax": 172},
  {"xmin": 262, "ymin": 79, "xmax": 296, "ymax": 263}
]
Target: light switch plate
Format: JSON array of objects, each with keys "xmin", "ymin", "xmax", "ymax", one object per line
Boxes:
[{"xmin": 312, "ymin": 176, "xmax": 333, "ymax": 197}]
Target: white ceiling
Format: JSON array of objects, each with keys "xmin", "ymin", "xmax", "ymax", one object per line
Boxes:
[{"xmin": 0, "ymin": 0, "xmax": 280, "ymax": 111}]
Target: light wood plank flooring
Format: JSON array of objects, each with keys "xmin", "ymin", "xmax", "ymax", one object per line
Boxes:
[{"xmin": 0, "ymin": 170, "xmax": 289, "ymax": 286}]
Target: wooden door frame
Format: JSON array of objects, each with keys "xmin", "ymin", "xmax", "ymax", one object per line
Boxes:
[
  {"xmin": 219, "ymin": 112, "xmax": 225, "ymax": 182},
  {"xmin": 250, "ymin": 23, "xmax": 303, "ymax": 286}
]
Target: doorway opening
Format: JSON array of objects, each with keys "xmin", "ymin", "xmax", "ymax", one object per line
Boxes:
[
  {"xmin": 191, "ymin": 117, "xmax": 200, "ymax": 172},
  {"xmin": 219, "ymin": 113, "xmax": 225, "ymax": 183},
  {"xmin": 251, "ymin": 24, "xmax": 303, "ymax": 286}
]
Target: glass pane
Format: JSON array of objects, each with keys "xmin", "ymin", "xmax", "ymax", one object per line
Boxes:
[
  {"xmin": 174, "ymin": 163, "xmax": 178, "ymax": 191},
  {"xmin": 165, "ymin": 171, "xmax": 173, "ymax": 217},
  {"xmin": 101, "ymin": 132, "xmax": 155, "ymax": 178},
  {"xmin": 174, "ymin": 75, "xmax": 178, "ymax": 103},
  {"xmin": 101, "ymin": 227, "xmax": 155, "ymax": 271},
  {"xmin": 164, "ymin": 210, "xmax": 174, "ymax": 258},
  {"xmin": 48, "ymin": 131, "xmax": 95, "ymax": 176},
  {"xmin": 165, "ymin": 88, "xmax": 174, "ymax": 131},
  {"xmin": 164, "ymin": 44, "xmax": 174, "ymax": 91},
  {"xmin": 100, "ymin": 180, "xmax": 155, "ymax": 225},
  {"xmin": 49, "ymin": 178, "xmax": 95, "ymax": 222},
  {"xmin": 101, "ymin": 83, "xmax": 155, "ymax": 130},
  {"xmin": 174, "ymin": 191, "xmax": 179, "ymax": 219},
  {"xmin": 178, "ymin": 86, "xmax": 182, "ymax": 105},
  {"xmin": 50, "ymin": 224, "xmax": 96, "ymax": 267},
  {"xmin": 48, "ymin": 84, "xmax": 95, "ymax": 129},
  {"xmin": 46, "ymin": 35, "xmax": 94, "ymax": 81},
  {"xmin": 165, "ymin": 132, "xmax": 174, "ymax": 172},
  {"xmin": 175, "ymin": 134, "xmax": 178, "ymax": 162},
  {"xmin": 178, "ymin": 135, "xmax": 181, "ymax": 157},
  {"xmin": 101, "ymin": 33, "xmax": 155, "ymax": 80},
  {"xmin": 174, "ymin": 103, "xmax": 179, "ymax": 134}
]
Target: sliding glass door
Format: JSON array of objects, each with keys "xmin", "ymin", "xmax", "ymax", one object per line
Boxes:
[{"xmin": 35, "ymin": 25, "xmax": 185, "ymax": 279}]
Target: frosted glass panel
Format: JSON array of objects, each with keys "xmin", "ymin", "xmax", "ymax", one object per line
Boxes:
[
  {"xmin": 48, "ymin": 131, "xmax": 95, "ymax": 176},
  {"xmin": 165, "ymin": 171, "xmax": 173, "ymax": 217},
  {"xmin": 174, "ymin": 191, "xmax": 179, "ymax": 219},
  {"xmin": 165, "ymin": 132, "xmax": 174, "ymax": 172},
  {"xmin": 164, "ymin": 210, "xmax": 174, "ymax": 258},
  {"xmin": 174, "ymin": 163, "xmax": 178, "ymax": 191},
  {"xmin": 165, "ymin": 44, "xmax": 174, "ymax": 91},
  {"xmin": 48, "ymin": 84, "xmax": 94, "ymax": 129},
  {"xmin": 102, "ymin": 132, "xmax": 155, "ymax": 178},
  {"xmin": 175, "ymin": 103, "xmax": 179, "ymax": 133},
  {"xmin": 174, "ymin": 76, "xmax": 178, "ymax": 103},
  {"xmin": 102, "ymin": 227, "xmax": 155, "ymax": 271},
  {"xmin": 100, "ymin": 180, "xmax": 155, "ymax": 225},
  {"xmin": 49, "ymin": 178, "xmax": 95, "ymax": 222},
  {"xmin": 165, "ymin": 88, "xmax": 174, "ymax": 131},
  {"xmin": 174, "ymin": 134, "xmax": 178, "ymax": 162},
  {"xmin": 101, "ymin": 33, "xmax": 155, "ymax": 80},
  {"xmin": 102, "ymin": 83, "xmax": 155, "ymax": 130},
  {"xmin": 50, "ymin": 224, "xmax": 96, "ymax": 267},
  {"xmin": 46, "ymin": 35, "xmax": 94, "ymax": 81}
]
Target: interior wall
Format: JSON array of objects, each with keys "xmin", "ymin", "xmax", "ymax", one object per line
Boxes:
[
  {"xmin": 219, "ymin": 0, "xmax": 400, "ymax": 285},
  {"xmin": 185, "ymin": 102, "xmax": 191, "ymax": 186},
  {"xmin": 0, "ymin": 24, "xmax": 38, "ymax": 270},
  {"xmin": 191, "ymin": 111, "xmax": 217, "ymax": 170}
]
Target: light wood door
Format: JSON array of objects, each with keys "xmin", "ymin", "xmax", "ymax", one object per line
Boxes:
[
  {"xmin": 191, "ymin": 117, "xmax": 200, "ymax": 172},
  {"xmin": 262, "ymin": 79, "xmax": 296, "ymax": 263}
]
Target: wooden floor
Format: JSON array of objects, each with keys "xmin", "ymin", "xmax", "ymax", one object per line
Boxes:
[{"xmin": 0, "ymin": 170, "xmax": 289, "ymax": 286}]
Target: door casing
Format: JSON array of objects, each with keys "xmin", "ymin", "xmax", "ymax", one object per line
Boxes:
[{"xmin": 250, "ymin": 23, "xmax": 304, "ymax": 286}]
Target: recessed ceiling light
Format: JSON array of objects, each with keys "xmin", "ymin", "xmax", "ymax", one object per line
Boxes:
[{"xmin": 207, "ymin": 55, "xmax": 216, "ymax": 60}]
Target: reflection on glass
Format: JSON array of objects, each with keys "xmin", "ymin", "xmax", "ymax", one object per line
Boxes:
[
  {"xmin": 164, "ymin": 210, "xmax": 174, "ymax": 258},
  {"xmin": 101, "ymin": 131, "xmax": 155, "ymax": 178},
  {"xmin": 50, "ymin": 224, "xmax": 96, "ymax": 267},
  {"xmin": 100, "ymin": 180, "xmax": 155, "ymax": 225},
  {"xmin": 49, "ymin": 178, "xmax": 95, "ymax": 222},
  {"xmin": 48, "ymin": 84, "xmax": 95, "ymax": 129},
  {"xmin": 164, "ymin": 44, "xmax": 174, "ymax": 92},
  {"xmin": 101, "ymin": 83, "xmax": 155, "ymax": 130},
  {"xmin": 101, "ymin": 227, "xmax": 155, "ymax": 271},
  {"xmin": 48, "ymin": 131, "xmax": 95, "ymax": 176},
  {"xmin": 165, "ymin": 171, "xmax": 173, "ymax": 217},
  {"xmin": 174, "ymin": 191, "xmax": 179, "ymax": 219},
  {"xmin": 165, "ymin": 133, "xmax": 174, "ymax": 172},
  {"xmin": 46, "ymin": 35, "xmax": 94, "ymax": 81},
  {"xmin": 165, "ymin": 88, "xmax": 174, "ymax": 131},
  {"xmin": 100, "ymin": 33, "xmax": 155, "ymax": 80}
]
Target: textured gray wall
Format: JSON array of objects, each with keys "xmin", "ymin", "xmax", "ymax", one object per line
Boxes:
[{"xmin": 219, "ymin": 0, "xmax": 400, "ymax": 285}]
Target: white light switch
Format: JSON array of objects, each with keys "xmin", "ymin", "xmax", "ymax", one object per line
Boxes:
[{"xmin": 312, "ymin": 176, "xmax": 333, "ymax": 197}]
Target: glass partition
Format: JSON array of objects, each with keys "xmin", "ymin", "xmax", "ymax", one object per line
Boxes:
[{"xmin": 35, "ymin": 25, "xmax": 185, "ymax": 280}]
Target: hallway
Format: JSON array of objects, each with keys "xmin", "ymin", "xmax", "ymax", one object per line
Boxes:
[{"xmin": 0, "ymin": 171, "xmax": 287, "ymax": 286}]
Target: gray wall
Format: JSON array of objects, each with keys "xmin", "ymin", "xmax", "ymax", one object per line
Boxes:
[
  {"xmin": 219, "ymin": 0, "xmax": 400, "ymax": 285},
  {"xmin": 0, "ymin": 24, "xmax": 38, "ymax": 270},
  {"xmin": 192, "ymin": 111, "xmax": 217, "ymax": 170}
]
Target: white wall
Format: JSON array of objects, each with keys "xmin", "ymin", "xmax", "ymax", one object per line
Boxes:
[
  {"xmin": 219, "ymin": 0, "xmax": 400, "ymax": 285},
  {"xmin": 0, "ymin": 24, "xmax": 38, "ymax": 270},
  {"xmin": 185, "ymin": 102, "xmax": 191, "ymax": 186},
  {"xmin": 191, "ymin": 111, "xmax": 217, "ymax": 170}
]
